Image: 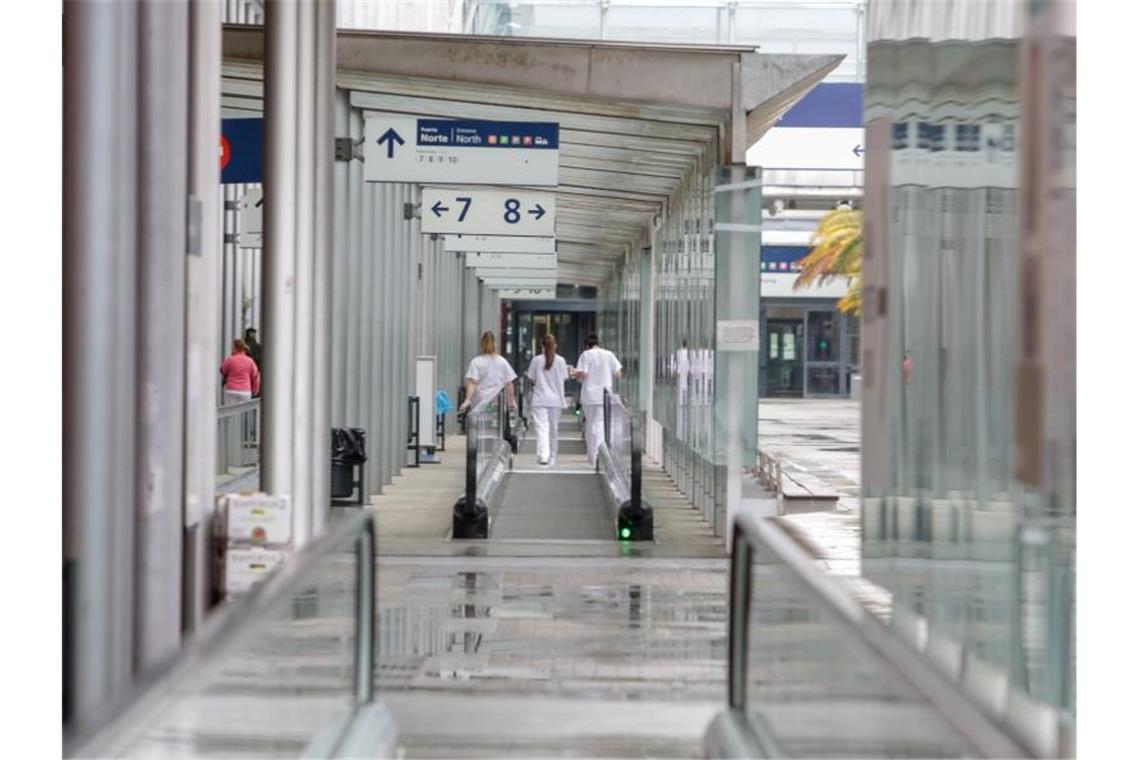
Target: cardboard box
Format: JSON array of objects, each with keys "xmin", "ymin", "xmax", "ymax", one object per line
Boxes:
[
  {"xmin": 215, "ymin": 546, "xmax": 287, "ymax": 597},
  {"xmin": 215, "ymin": 493, "xmax": 292, "ymax": 547}
]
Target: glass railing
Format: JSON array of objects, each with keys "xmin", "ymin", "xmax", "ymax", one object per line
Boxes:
[
  {"xmin": 65, "ymin": 512, "xmax": 394, "ymax": 759},
  {"xmin": 216, "ymin": 398, "xmax": 261, "ymax": 493},
  {"xmin": 705, "ymin": 511, "xmax": 1035, "ymax": 758},
  {"xmin": 453, "ymin": 387, "xmax": 514, "ymax": 539},
  {"xmin": 599, "ymin": 390, "xmax": 653, "ymax": 540}
]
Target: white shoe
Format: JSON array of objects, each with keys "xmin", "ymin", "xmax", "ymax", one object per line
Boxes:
[{"xmin": 538, "ymin": 458, "xmax": 549, "ymax": 466}]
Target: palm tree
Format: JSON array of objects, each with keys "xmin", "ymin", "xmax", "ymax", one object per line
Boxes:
[{"xmin": 792, "ymin": 208, "xmax": 862, "ymax": 317}]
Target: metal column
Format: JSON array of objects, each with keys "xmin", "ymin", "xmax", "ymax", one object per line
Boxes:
[
  {"xmin": 63, "ymin": 0, "xmax": 138, "ymax": 724},
  {"xmin": 262, "ymin": 0, "xmax": 298, "ymax": 502},
  {"xmin": 311, "ymin": 0, "xmax": 335, "ymax": 532},
  {"xmin": 135, "ymin": 0, "xmax": 189, "ymax": 668},
  {"xmin": 183, "ymin": 0, "xmax": 222, "ymax": 631},
  {"xmin": 290, "ymin": 0, "xmax": 316, "ymax": 546}
]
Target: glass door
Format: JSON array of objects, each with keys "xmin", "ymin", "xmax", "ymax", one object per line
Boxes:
[
  {"xmin": 805, "ymin": 309, "xmax": 842, "ymax": 396},
  {"xmin": 765, "ymin": 320, "xmax": 804, "ymax": 397}
]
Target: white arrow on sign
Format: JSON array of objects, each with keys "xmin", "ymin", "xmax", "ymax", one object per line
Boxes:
[
  {"xmin": 421, "ymin": 187, "xmax": 555, "ymax": 237},
  {"xmin": 364, "ymin": 113, "xmax": 559, "ymax": 186},
  {"xmin": 445, "ymin": 235, "xmax": 556, "ymax": 254},
  {"xmin": 465, "ymin": 252, "xmax": 555, "ymax": 270},
  {"xmin": 238, "ymin": 186, "xmax": 263, "ymax": 248}
]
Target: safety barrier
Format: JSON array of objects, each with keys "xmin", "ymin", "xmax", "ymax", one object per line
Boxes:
[
  {"xmin": 216, "ymin": 398, "xmax": 260, "ymax": 493},
  {"xmin": 598, "ymin": 390, "xmax": 653, "ymax": 540},
  {"xmin": 452, "ymin": 386, "xmax": 515, "ymax": 539},
  {"xmin": 65, "ymin": 511, "xmax": 395, "ymax": 759},
  {"xmin": 703, "ymin": 511, "xmax": 1029, "ymax": 758}
]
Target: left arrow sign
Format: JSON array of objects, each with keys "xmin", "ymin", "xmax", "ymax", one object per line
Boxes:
[
  {"xmin": 376, "ymin": 127, "xmax": 406, "ymax": 159},
  {"xmin": 431, "ymin": 200, "xmax": 449, "ymax": 217}
]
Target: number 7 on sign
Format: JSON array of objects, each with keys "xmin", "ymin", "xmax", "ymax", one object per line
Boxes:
[{"xmin": 456, "ymin": 196, "xmax": 472, "ymax": 222}]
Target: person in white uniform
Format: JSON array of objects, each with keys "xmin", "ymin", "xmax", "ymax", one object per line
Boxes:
[
  {"xmin": 459, "ymin": 331, "xmax": 517, "ymax": 413},
  {"xmin": 526, "ymin": 334, "xmax": 569, "ymax": 466},
  {"xmin": 572, "ymin": 333, "xmax": 623, "ymax": 468}
]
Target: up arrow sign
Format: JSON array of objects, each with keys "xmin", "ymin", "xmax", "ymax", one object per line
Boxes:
[{"xmin": 376, "ymin": 127, "xmax": 405, "ymax": 159}]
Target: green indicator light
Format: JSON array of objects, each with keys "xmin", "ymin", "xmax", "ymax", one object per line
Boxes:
[{"xmin": 620, "ymin": 527, "xmax": 632, "ymax": 540}]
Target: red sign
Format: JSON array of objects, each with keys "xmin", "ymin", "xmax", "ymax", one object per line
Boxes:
[{"xmin": 220, "ymin": 135, "xmax": 232, "ymax": 169}]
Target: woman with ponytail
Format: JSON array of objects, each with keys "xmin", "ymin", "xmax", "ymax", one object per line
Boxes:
[{"xmin": 525, "ymin": 334, "xmax": 569, "ymax": 466}]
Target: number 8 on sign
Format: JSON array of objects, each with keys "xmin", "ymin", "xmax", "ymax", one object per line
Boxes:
[{"xmin": 503, "ymin": 199, "xmax": 520, "ymax": 224}]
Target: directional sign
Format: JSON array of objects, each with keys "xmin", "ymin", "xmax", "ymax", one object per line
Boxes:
[
  {"xmin": 465, "ymin": 253, "xmax": 555, "ymax": 270},
  {"xmin": 364, "ymin": 114, "xmax": 559, "ymax": 186},
  {"xmin": 444, "ymin": 235, "xmax": 556, "ymax": 254},
  {"xmin": 420, "ymin": 187, "xmax": 555, "ymax": 237},
  {"xmin": 495, "ymin": 288, "xmax": 556, "ymax": 300},
  {"xmin": 238, "ymin": 186, "xmax": 263, "ymax": 248},
  {"xmin": 480, "ymin": 275, "xmax": 557, "ymax": 287},
  {"xmin": 473, "ymin": 268, "xmax": 556, "ymax": 281}
]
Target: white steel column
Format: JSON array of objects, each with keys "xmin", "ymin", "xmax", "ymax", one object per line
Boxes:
[
  {"xmin": 63, "ymin": 0, "xmax": 138, "ymax": 723},
  {"xmin": 290, "ymin": 0, "xmax": 316, "ymax": 546},
  {"xmin": 262, "ymin": 0, "xmax": 298, "ymax": 499},
  {"xmin": 184, "ymin": 0, "xmax": 222, "ymax": 630},
  {"xmin": 135, "ymin": 0, "xmax": 189, "ymax": 668},
  {"xmin": 311, "ymin": 0, "xmax": 335, "ymax": 532}
]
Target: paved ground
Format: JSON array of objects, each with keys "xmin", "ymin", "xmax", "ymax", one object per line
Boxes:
[{"xmin": 757, "ymin": 399, "xmax": 862, "ymax": 577}]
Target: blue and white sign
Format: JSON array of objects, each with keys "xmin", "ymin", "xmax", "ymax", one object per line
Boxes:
[
  {"xmin": 444, "ymin": 235, "xmax": 556, "ymax": 254},
  {"xmin": 364, "ymin": 114, "xmax": 559, "ymax": 186},
  {"xmin": 465, "ymin": 252, "xmax": 556, "ymax": 270},
  {"xmin": 221, "ymin": 118, "xmax": 263, "ymax": 184},
  {"xmin": 747, "ymin": 83, "xmax": 864, "ymax": 171},
  {"xmin": 421, "ymin": 187, "xmax": 555, "ymax": 237}
]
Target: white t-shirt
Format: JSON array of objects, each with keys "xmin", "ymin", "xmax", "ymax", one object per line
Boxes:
[
  {"xmin": 675, "ymin": 348, "xmax": 690, "ymax": 391},
  {"xmin": 575, "ymin": 346, "xmax": 623, "ymax": 405},
  {"xmin": 465, "ymin": 353, "xmax": 518, "ymax": 409},
  {"xmin": 527, "ymin": 354, "xmax": 569, "ymax": 408}
]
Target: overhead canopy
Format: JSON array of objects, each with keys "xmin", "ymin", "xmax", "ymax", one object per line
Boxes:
[{"xmin": 222, "ymin": 26, "xmax": 841, "ymax": 285}]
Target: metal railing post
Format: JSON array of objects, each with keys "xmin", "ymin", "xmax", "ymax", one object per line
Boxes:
[
  {"xmin": 465, "ymin": 412, "xmax": 477, "ymax": 514},
  {"xmin": 603, "ymin": 389, "xmax": 612, "ymax": 448},
  {"xmin": 631, "ymin": 410, "xmax": 643, "ymax": 512},
  {"xmin": 354, "ymin": 515, "xmax": 375, "ymax": 705},
  {"xmin": 728, "ymin": 522, "xmax": 752, "ymax": 710}
]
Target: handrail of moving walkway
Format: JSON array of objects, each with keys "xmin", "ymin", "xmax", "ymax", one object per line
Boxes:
[
  {"xmin": 714, "ymin": 511, "xmax": 1028, "ymax": 758},
  {"xmin": 65, "ymin": 511, "xmax": 378, "ymax": 758}
]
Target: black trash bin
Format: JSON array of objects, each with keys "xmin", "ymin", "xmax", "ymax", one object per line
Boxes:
[{"xmin": 331, "ymin": 427, "xmax": 367, "ymax": 499}]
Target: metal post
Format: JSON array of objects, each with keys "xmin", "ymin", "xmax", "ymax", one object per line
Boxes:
[
  {"xmin": 290, "ymin": 0, "xmax": 316, "ymax": 547},
  {"xmin": 354, "ymin": 519, "xmax": 376, "ymax": 705},
  {"xmin": 262, "ymin": 0, "xmax": 298, "ymax": 496},
  {"xmin": 135, "ymin": 0, "xmax": 189, "ymax": 668},
  {"xmin": 311, "ymin": 0, "xmax": 335, "ymax": 531},
  {"xmin": 183, "ymin": 0, "xmax": 222, "ymax": 630},
  {"xmin": 728, "ymin": 523, "xmax": 752, "ymax": 710},
  {"xmin": 63, "ymin": 0, "xmax": 138, "ymax": 723}
]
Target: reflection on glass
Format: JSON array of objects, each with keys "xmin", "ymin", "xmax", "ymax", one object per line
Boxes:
[{"xmin": 862, "ymin": 0, "xmax": 1075, "ymax": 721}]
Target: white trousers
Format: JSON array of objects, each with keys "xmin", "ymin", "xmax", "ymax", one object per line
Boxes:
[
  {"xmin": 532, "ymin": 406, "xmax": 561, "ymax": 463},
  {"xmin": 584, "ymin": 403, "xmax": 606, "ymax": 467}
]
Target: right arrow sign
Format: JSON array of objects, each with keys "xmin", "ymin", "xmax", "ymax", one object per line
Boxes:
[{"xmin": 420, "ymin": 187, "xmax": 556, "ymax": 237}]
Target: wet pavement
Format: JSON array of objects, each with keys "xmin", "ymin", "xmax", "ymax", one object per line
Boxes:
[{"xmin": 758, "ymin": 399, "xmax": 863, "ymax": 577}]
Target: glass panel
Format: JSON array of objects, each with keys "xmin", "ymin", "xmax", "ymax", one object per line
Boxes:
[
  {"xmin": 806, "ymin": 311, "xmax": 837, "ymax": 362},
  {"xmin": 96, "ymin": 532, "xmax": 364, "ymax": 757},
  {"xmin": 605, "ymin": 6, "xmax": 721, "ymax": 44},
  {"xmin": 864, "ymin": 1, "xmax": 1075, "ymax": 715},
  {"xmin": 746, "ymin": 544, "xmax": 978, "ymax": 757}
]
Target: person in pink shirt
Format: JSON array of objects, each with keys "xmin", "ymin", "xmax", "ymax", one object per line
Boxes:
[{"xmin": 220, "ymin": 338, "xmax": 261, "ymax": 404}]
